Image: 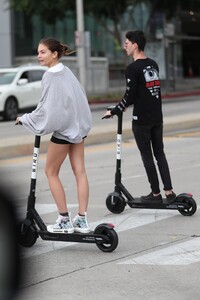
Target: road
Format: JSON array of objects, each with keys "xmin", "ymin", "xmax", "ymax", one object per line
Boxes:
[
  {"xmin": 0, "ymin": 95, "xmax": 200, "ymax": 140},
  {"xmin": 91, "ymin": 95, "xmax": 200, "ymax": 126},
  {"xmin": 0, "ymin": 97, "xmax": 200, "ymax": 300}
]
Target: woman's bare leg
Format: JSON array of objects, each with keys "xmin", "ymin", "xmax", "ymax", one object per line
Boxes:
[
  {"xmin": 69, "ymin": 141, "xmax": 89, "ymax": 215},
  {"xmin": 45, "ymin": 142, "xmax": 70, "ymax": 213}
]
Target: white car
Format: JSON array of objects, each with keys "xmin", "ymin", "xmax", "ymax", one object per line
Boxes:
[{"xmin": 0, "ymin": 65, "xmax": 47, "ymax": 121}]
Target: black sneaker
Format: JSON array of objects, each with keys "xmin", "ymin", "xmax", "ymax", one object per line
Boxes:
[
  {"xmin": 141, "ymin": 192, "xmax": 163, "ymax": 203},
  {"xmin": 165, "ymin": 191, "xmax": 176, "ymax": 203}
]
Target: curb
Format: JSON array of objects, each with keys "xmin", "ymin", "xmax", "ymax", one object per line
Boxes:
[
  {"xmin": 1, "ymin": 118, "xmax": 199, "ymax": 160},
  {"xmin": 1, "ymin": 91, "xmax": 199, "ymax": 160},
  {"xmin": 162, "ymin": 90, "xmax": 200, "ymax": 99},
  {"xmin": 89, "ymin": 89, "xmax": 200, "ymax": 103}
]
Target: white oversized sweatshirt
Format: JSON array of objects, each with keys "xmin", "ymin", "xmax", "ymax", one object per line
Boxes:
[{"xmin": 19, "ymin": 63, "xmax": 92, "ymax": 143}]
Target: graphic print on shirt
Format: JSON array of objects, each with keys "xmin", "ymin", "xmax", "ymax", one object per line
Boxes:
[{"xmin": 143, "ymin": 66, "xmax": 160, "ymax": 99}]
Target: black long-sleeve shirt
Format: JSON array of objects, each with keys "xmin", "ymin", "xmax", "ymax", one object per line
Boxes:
[{"xmin": 111, "ymin": 58, "xmax": 163, "ymax": 125}]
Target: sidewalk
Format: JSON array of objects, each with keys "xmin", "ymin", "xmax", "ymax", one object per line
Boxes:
[
  {"xmin": 0, "ymin": 78, "xmax": 200, "ymax": 160},
  {"xmin": 162, "ymin": 77, "xmax": 200, "ymax": 98},
  {"xmin": 90, "ymin": 77, "xmax": 200, "ymax": 103},
  {"xmin": 87, "ymin": 77, "xmax": 200, "ymax": 145}
]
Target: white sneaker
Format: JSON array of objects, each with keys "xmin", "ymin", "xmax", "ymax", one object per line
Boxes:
[
  {"xmin": 73, "ymin": 213, "xmax": 90, "ymax": 233},
  {"xmin": 47, "ymin": 214, "xmax": 74, "ymax": 234}
]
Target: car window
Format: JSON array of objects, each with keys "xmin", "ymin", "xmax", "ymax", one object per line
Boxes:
[
  {"xmin": 0, "ymin": 72, "xmax": 17, "ymax": 85},
  {"xmin": 29, "ymin": 70, "xmax": 45, "ymax": 82}
]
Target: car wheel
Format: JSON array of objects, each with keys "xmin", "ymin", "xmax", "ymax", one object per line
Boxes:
[{"xmin": 4, "ymin": 97, "xmax": 18, "ymax": 121}]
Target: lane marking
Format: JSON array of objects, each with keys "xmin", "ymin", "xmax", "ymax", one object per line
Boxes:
[
  {"xmin": 177, "ymin": 131, "xmax": 200, "ymax": 137},
  {"xmin": 0, "ymin": 137, "xmax": 176, "ymax": 166},
  {"xmin": 118, "ymin": 238, "xmax": 200, "ymax": 265},
  {"xmin": 18, "ymin": 204, "xmax": 78, "ymax": 217},
  {"xmin": 19, "ymin": 204, "xmax": 200, "ymax": 267},
  {"xmin": 20, "ymin": 207, "xmax": 186, "ymax": 258}
]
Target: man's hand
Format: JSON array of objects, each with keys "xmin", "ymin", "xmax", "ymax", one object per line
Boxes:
[{"xmin": 102, "ymin": 110, "xmax": 113, "ymax": 119}]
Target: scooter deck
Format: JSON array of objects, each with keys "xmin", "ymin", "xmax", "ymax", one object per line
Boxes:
[
  {"xmin": 127, "ymin": 197, "xmax": 184, "ymax": 209},
  {"xmin": 38, "ymin": 230, "xmax": 110, "ymax": 244}
]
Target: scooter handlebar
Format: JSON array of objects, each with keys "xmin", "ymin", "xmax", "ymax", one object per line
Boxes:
[
  {"xmin": 102, "ymin": 114, "xmax": 112, "ymax": 119},
  {"xmin": 107, "ymin": 106, "xmax": 115, "ymax": 111}
]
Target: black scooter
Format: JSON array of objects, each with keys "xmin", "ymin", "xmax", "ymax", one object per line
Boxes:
[
  {"xmin": 17, "ymin": 135, "xmax": 118, "ymax": 252},
  {"xmin": 102, "ymin": 107, "xmax": 197, "ymax": 216}
]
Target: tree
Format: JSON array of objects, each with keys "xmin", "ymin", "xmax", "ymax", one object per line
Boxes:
[
  {"xmin": 148, "ymin": 0, "xmax": 200, "ymax": 18},
  {"xmin": 84, "ymin": 0, "xmax": 141, "ymax": 46},
  {"xmin": 9, "ymin": 0, "xmax": 141, "ymax": 46},
  {"xmin": 9, "ymin": 0, "xmax": 75, "ymax": 23},
  {"xmin": 9, "ymin": 0, "xmax": 200, "ymax": 46}
]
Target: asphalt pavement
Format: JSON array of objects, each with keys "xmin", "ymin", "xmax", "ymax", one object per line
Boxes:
[
  {"xmin": 0, "ymin": 78, "xmax": 200, "ymax": 160},
  {"xmin": 2, "ymin": 78, "xmax": 200, "ymax": 300}
]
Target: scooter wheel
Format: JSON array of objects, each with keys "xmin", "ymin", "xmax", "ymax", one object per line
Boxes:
[
  {"xmin": 94, "ymin": 225, "xmax": 118, "ymax": 252},
  {"xmin": 106, "ymin": 193, "xmax": 126, "ymax": 214},
  {"xmin": 177, "ymin": 196, "xmax": 197, "ymax": 216},
  {"xmin": 18, "ymin": 219, "xmax": 38, "ymax": 247}
]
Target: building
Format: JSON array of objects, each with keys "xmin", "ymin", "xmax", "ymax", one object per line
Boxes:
[{"xmin": 0, "ymin": 0, "xmax": 200, "ymax": 93}]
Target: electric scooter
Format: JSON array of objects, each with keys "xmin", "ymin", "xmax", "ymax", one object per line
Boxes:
[
  {"xmin": 17, "ymin": 135, "xmax": 118, "ymax": 252},
  {"xmin": 102, "ymin": 107, "xmax": 197, "ymax": 216}
]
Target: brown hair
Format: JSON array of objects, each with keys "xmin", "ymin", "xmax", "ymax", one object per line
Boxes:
[{"xmin": 39, "ymin": 37, "xmax": 75, "ymax": 59}]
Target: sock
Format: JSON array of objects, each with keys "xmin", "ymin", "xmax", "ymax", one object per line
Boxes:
[
  {"xmin": 60, "ymin": 212, "xmax": 69, "ymax": 217},
  {"xmin": 78, "ymin": 213, "xmax": 85, "ymax": 217}
]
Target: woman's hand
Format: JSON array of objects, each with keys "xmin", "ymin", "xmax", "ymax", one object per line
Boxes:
[{"xmin": 15, "ymin": 117, "xmax": 22, "ymax": 125}]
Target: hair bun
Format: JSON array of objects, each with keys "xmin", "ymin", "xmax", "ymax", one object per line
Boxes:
[{"xmin": 61, "ymin": 43, "xmax": 76, "ymax": 56}]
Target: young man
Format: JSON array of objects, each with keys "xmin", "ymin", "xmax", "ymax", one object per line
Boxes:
[{"xmin": 103, "ymin": 30, "xmax": 176, "ymax": 203}]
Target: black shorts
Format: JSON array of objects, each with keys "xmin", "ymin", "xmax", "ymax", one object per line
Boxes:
[
  {"xmin": 50, "ymin": 136, "xmax": 73, "ymax": 144},
  {"xmin": 50, "ymin": 136, "xmax": 86, "ymax": 145}
]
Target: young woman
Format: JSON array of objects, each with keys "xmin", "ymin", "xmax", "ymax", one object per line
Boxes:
[{"xmin": 16, "ymin": 38, "xmax": 92, "ymax": 233}]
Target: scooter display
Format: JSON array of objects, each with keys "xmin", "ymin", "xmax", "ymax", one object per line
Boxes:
[
  {"xmin": 102, "ymin": 107, "xmax": 197, "ymax": 216},
  {"xmin": 17, "ymin": 135, "xmax": 118, "ymax": 252}
]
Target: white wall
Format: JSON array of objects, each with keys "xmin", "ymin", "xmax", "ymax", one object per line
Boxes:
[{"xmin": 15, "ymin": 56, "xmax": 109, "ymax": 95}]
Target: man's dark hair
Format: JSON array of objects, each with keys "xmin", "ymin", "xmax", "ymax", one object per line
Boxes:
[{"xmin": 126, "ymin": 30, "xmax": 146, "ymax": 51}]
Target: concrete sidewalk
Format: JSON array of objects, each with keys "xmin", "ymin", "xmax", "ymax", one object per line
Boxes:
[
  {"xmin": 1, "ymin": 82, "xmax": 200, "ymax": 160},
  {"xmin": 107, "ymin": 77, "xmax": 200, "ymax": 98}
]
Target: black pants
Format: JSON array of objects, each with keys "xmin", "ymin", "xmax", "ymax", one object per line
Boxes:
[{"xmin": 132, "ymin": 122, "xmax": 173, "ymax": 194}]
